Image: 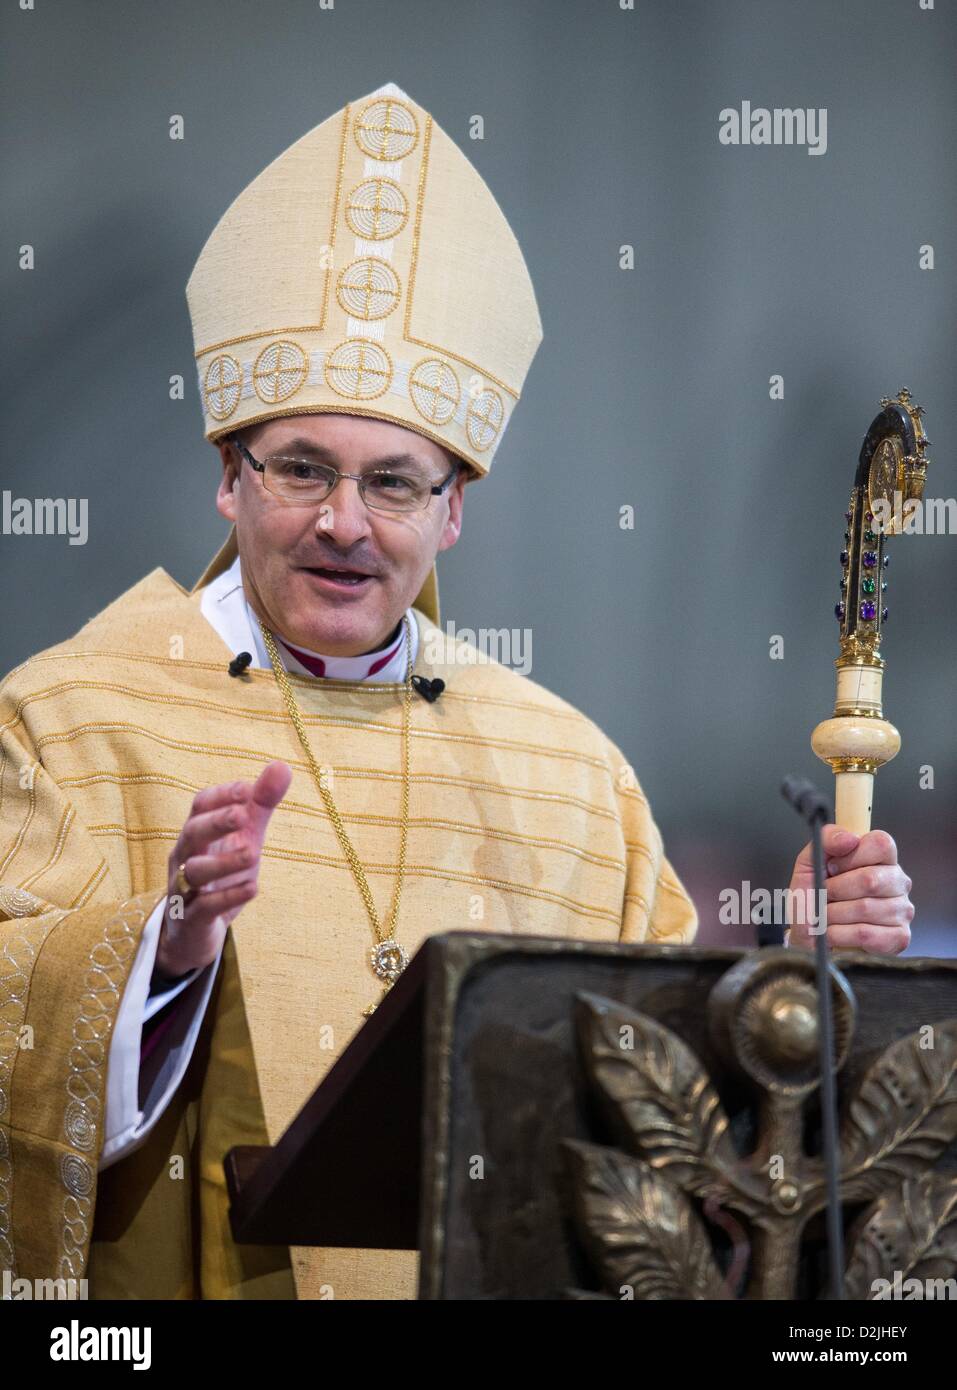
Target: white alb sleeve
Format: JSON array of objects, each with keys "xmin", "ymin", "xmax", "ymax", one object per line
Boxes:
[{"xmin": 99, "ymin": 895, "xmax": 223, "ymax": 1170}]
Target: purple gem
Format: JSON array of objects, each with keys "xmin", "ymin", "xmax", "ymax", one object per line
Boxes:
[
  {"xmin": 840, "ymin": 550, "xmax": 849, "ymax": 565},
  {"xmin": 866, "ymin": 511, "xmax": 873, "ymax": 521},
  {"xmin": 862, "ymin": 550, "xmax": 877, "ymax": 568},
  {"xmin": 882, "ymin": 607, "xmax": 888, "ymax": 622},
  {"xmin": 835, "ymin": 602, "xmax": 845, "ymax": 621},
  {"xmin": 861, "ymin": 601, "xmax": 876, "ymax": 621}
]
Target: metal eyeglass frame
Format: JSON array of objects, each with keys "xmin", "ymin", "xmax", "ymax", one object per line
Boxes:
[{"xmin": 231, "ymin": 438, "xmax": 460, "ymax": 512}]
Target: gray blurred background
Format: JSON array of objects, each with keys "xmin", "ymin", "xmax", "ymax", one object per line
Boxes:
[{"xmin": 2, "ymin": 0, "xmax": 954, "ymax": 950}]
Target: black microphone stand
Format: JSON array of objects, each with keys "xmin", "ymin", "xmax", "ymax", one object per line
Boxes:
[{"xmin": 781, "ymin": 775, "xmax": 845, "ymax": 1301}]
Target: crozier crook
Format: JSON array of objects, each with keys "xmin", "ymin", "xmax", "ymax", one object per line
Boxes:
[{"xmin": 811, "ymin": 389, "xmax": 932, "ymax": 834}]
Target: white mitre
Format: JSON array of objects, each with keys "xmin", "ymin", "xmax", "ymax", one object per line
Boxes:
[{"xmin": 185, "ymin": 81, "xmax": 544, "ymax": 621}]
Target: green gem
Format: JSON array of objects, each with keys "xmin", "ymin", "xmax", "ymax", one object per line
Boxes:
[
  {"xmin": 861, "ymin": 577, "xmax": 876, "ymax": 595},
  {"xmin": 864, "ymin": 529, "xmax": 876, "ymax": 542}
]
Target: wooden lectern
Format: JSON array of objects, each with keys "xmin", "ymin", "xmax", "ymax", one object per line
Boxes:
[{"xmin": 225, "ymin": 934, "xmax": 957, "ymax": 1299}]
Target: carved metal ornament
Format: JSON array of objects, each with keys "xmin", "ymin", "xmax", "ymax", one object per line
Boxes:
[{"xmin": 562, "ymin": 950, "xmax": 957, "ymax": 1299}]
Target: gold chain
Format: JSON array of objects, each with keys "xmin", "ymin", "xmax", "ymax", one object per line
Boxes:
[{"xmin": 259, "ymin": 615, "xmax": 414, "ymax": 1013}]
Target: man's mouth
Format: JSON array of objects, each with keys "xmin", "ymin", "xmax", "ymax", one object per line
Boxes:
[{"xmin": 299, "ymin": 565, "xmax": 376, "ymax": 591}]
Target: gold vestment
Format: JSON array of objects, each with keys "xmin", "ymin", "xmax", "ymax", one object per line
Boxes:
[{"xmin": 0, "ymin": 568, "xmax": 697, "ymax": 1298}]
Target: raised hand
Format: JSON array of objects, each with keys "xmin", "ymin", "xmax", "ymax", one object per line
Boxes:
[{"xmin": 156, "ymin": 761, "xmax": 293, "ymax": 977}]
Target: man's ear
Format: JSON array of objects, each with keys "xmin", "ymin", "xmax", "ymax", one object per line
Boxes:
[
  {"xmin": 215, "ymin": 437, "xmax": 241, "ymax": 524},
  {"xmin": 437, "ymin": 466, "xmax": 467, "ymax": 553}
]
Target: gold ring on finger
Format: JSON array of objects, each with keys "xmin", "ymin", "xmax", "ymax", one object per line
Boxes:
[{"xmin": 174, "ymin": 862, "xmax": 196, "ymax": 900}]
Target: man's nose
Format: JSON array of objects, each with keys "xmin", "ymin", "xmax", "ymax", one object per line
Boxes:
[{"xmin": 316, "ymin": 477, "xmax": 374, "ymax": 543}]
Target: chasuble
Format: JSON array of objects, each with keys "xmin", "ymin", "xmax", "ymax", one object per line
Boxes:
[{"xmin": 0, "ymin": 565, "xmax": 697, "ymax": 1299}]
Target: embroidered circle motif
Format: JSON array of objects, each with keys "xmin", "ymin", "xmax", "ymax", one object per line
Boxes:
[
  {"xmin": 253, "ymin": 340, "xmax": 308, "ymax": 404},
  {"xmin": 324, "ymin": 339, "xmax": 393, "ymax": 399},
  {"xmin": 354, "ymin": 99, "xmax": 418, "ymax": 161},
  {"xmin": 353, "ymin": 97, "xmax": 417, "ymax": 159},
  {"xmin": 336, "ymin": 258, "xmax": 401, "ymax": 321},
  {"xmin": 204, "ymin": 354, "xmax": 242, "ymax": 420},
  {"xmin": 409, "ymin": 359, "xmax": 460, "ymax": 426},
  {"xmin": 64, "ymin": 1099, "xmax": 95, "ymax": 1152},
  {"xmin": 466, "ymin": 388, "xmax": 505, "ymax": 451},
  {"xmin": 345, "ymin": 178, "xmax": 409, "ymax": 241},
  {"xmin": 60, "ymin": 1152, "xmax": 93, "ymax": 1198}
]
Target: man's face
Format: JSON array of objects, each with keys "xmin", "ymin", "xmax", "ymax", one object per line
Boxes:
[{"xmin": 215, "ymin": 414, "xmax": 466, "ymax": 656}]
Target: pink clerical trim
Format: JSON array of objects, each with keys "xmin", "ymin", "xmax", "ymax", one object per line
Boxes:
[
  {"xmin": 276, "ymin": 629, "xmax": 404, "ymax": 679},
  {"xmin": 365, "ymin": 638, "xmax": 405, "ymax": 676}
]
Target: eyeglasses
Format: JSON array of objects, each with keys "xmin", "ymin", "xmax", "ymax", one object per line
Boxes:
[{"xmin": 232, "ymin": 440, "xmax": 459, "ymax": 514}]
